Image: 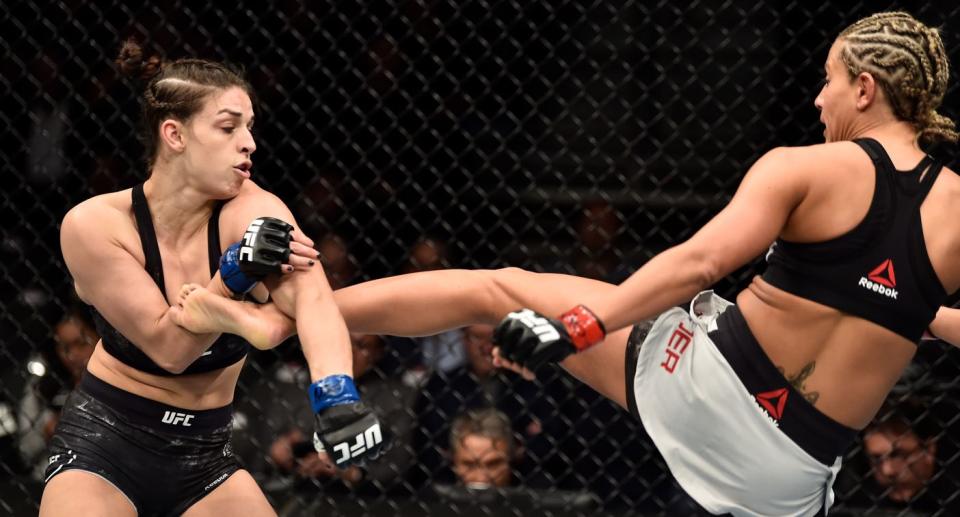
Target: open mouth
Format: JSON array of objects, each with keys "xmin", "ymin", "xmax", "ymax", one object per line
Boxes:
[{"xmin": 233, "ymin": 161, "xmax": 252, "ymax": 179}]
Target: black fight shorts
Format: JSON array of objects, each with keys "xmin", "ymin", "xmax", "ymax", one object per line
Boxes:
[{"xmin": 44, "ymin": 372, "xmax": 241, "ymax": 517}]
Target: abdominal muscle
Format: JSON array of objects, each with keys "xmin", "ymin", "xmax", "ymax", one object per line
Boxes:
[
  {"xmin": 737, "ymin": 275, "xmax": 917, "ymax": 430},
  {"xmin": 85, "ymin": 344, "xmax": 243, "ymax": 410}
]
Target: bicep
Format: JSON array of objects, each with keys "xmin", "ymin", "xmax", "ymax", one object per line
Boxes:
[
  {"xmin": 221, "ymin": 185, "xmax": 302, "ymax": 244},
  {"xmin": 61, "ymin": 211, "xmax": 171, "ymax": 350}
]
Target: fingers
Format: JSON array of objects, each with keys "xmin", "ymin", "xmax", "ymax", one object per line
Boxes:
[
  {"xmin": 492, "ymin": 347, "xmax": 536, "ymax": 381},
  {"xmin": 290, "ymin": 240, "xmax": 320, "ymax": 260},
  {"xmin": 290, "ymin": 228, "xmax": 315, "ymax": 249},
  {"xmin": 285, "ymin": 254, "xmax": 316, "ymax": 272},
  {"xmin": 283, "ymin": 241, "xmax": 320, "ymax": 273}
]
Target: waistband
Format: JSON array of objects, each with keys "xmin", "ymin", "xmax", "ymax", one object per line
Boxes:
[
  {"xmin": 709, "ymin": 306, "xmax": 857, "ymax": 465},
  {"xmin": 78, "ymin": 371, "xmax": 233, "ymax": 435}
]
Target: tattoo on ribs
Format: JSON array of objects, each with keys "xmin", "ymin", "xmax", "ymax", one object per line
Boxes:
[{"xmin": 776, "ymin": 362, "xmax": 820, "ymax": 404}]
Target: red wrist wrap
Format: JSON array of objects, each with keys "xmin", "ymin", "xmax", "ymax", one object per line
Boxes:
[{"xmin": 560, "ymin": 305, "xmax": 607, "ymax": 352}]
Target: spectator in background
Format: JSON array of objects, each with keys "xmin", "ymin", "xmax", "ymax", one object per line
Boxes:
[
  {"xmin": 572, "ymin": 199, "xmax": 627, "ymax": 283},
  {"xmin": 860, "ymin": 398, "xmax": 960, "ymax": 514},
  {"xmin": 317, "ymin": 233, "xmax": 357, "ymax": 289},
  {"xmin": 413, "ymin": 324, "xmax": 553, "ymax": 486},
  {"xmin": 830, "ymin": 395, "xmax": 960, "ymax": 515},
  {"xmin": 449, "ymin": 408, "xmax": 515, "ymax": 488},
  {"xmin": 245, "ymin": 333, "xmax": 417, "ymax": 498},
  {"xmin": 402, "ymin": 237, "xmax": 467, "ymax": 373},
  {"xmin": 18, "ymin": 308, "xmax": 97, "ymax": 479}
]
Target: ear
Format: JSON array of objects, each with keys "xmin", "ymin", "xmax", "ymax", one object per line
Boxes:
[
  {"xmin": 159, "ymin": 118, "xmax": 187, "ymax": 153},
  {"xmin": 855, "ymin": 72, "xmax": 878, "ymax": 111},
  {"xmin": 925, "ymin": 437, "xmax": 937, "ymax": 458}
]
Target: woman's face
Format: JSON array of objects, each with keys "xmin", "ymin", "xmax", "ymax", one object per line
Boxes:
[
  {"xmin": 178, "ymin": 86, "xmax": 256, "ymax": 198},
  {"xmin": 814, "ymin": 39, "xmax": 861, "ymax": 143},
  {"xmin": 54, "ymin": 318, "xmax": 97, "ymax": 384}
]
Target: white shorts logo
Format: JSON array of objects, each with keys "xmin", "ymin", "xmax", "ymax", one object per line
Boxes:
[{"xmin": 161, "ymin": 411, "xmax": 195, "ymax": 427}]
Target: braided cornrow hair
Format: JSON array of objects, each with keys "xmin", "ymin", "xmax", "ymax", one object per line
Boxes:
[
  {"xmin": 115, "ymin": 39, "xmax": 253, "ymax": 168},
  {"xmin": 839, "ymin": 12, "xmax": 957, "ymax": 145}
]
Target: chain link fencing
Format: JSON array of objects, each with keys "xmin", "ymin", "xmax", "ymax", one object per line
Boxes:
[{"xmin": 2, "ymin": 0, "xmax": 960, "ymax": 515}]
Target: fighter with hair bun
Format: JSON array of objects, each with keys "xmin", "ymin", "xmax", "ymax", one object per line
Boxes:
[{"xmin": 42, "ymin": 40, "xmax": 382, "ymax": 517}]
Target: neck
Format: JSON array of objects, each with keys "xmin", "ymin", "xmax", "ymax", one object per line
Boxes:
[
  {"xmin": 143, "ymin": 161, "xmax": 216, "ymax": 240},
  {"xmin": 851, "ymin": 118, "xmax": 921, "ymax": 150}
]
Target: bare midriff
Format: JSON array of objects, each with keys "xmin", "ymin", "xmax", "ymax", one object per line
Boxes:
[
  {"xmin": 738, "ymin": 275, "xmax": 916, "ymax": 430},
  {"xmin": 85, "ymin": 345, "xmax": 243, "ymax": 410}
]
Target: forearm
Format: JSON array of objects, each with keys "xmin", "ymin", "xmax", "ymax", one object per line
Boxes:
[
  {"xmin": 146, "ymin": 276, "xmax": 230, "ymax": 372},
  {"xmin": 270, "ymin": 266, "xmax": 351, "ymax": 380},
  {"xmin": 929, "ymin": 306, "xmax": 960, "ymax": 347},
  {"xmin": 591, "ymin": 245, "xmax": 715, "ymax": 332}
]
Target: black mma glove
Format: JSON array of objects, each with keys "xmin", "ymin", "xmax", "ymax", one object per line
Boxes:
[
  {"xmin": 237, "ymin": 216, "xmax": 294, "ymax": 280},
  {"xmin": 494, "ymin": 305, "xmax": 606, "ymax": 371},
  {"xmin": 308, "ymin": 375, "xmax": 384, "ymax": 467}
]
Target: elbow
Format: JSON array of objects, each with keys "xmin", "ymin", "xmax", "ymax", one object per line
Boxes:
[
  {"xmin": 482, "ymin": 267, "xmax": 530, "ymax": 322},
  {"xmin": 684, "ymin": 247, "xmax": 722, "ymax": 290},
  {"xmin": 149, "ymin": 337, "xmax": 195, "ymax": 374}
]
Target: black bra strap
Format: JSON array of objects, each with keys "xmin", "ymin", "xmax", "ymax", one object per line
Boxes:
[
  {"xmin": 854, "ymin": 137, "xmax": 885, "ymax": 165},
  {"xmin": 131, "ymin": 184, "xmax": 166, "ymax": 294},
  {"xmin": 854, "ymin": 137, "xmax": 937, "ymax": 196},
  {"xmin": 207, "ymin": 202, "xmax": 224, "ymax": 276}
]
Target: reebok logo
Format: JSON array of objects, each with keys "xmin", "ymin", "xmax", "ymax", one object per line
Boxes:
[
  {"xmin": 508, "ymin": 309, "xmax": 560, "ymax": 343},
  {"xmin": 858, "ymin": 259, "xmax": 898, "ymax": 299},
  {"xmin": 754, "ymin": 388, "xmax": 788, "ymax": 424},
  {"xmin": 161, "ymin": 410, "xmax": 195, "ymax": 427}
]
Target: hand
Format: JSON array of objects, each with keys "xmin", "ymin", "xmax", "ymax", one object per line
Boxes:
[
  {"xmin": 493, "ymin": 305, "xmax": 606, "ymax": 371},
  {"xmin": 237, "ymin": 217, "xmax": 296, "ymax": 279},
  {"xmin": 296, "ymin": 451, "xmax": 338, "ymax": 479},
  {"xmin": 313, "ymin": 401, "xmax": 384, "ymax": 467}
]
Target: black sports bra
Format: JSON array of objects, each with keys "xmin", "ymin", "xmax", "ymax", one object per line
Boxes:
[
  {"xmin": 90, "ymin": 184, "xmax": 250, "ymax": 376},
  {"xmin": 763, "ymin": 138, "xmax": 951, "ymax": 342}
]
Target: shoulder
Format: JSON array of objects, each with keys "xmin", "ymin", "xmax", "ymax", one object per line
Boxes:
[
  {"xmin": 755, "ymin": 142, "xmax": 866, "ymax": 169},
  {"xmin": 744, "ymin": 143, "xmax": 871, "ymax": 190},
  {"xmin": 61, "ymin": 190, "xmax": 132, "ymax": 237}
]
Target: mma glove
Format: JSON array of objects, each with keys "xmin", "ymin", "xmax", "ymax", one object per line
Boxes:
[
  {"xmin": 219, "ymin": 217, "xmax": 294, "ymax": 295},
  {"xmin": 308, "ymin": 375, "xmax": 385, "ymax": 467},
  {"xmin": 494, "ymin": 305, "xmax": 606, "ymax": 371}
]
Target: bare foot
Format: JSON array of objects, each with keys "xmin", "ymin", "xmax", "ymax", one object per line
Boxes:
[{"xmin": 173, "ymin": 284, "xmax": 291, "ymax": 350}]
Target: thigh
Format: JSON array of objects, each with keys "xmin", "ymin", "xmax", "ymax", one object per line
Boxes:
[
  {"xmin": 562, "ymin": 326, "xmax": 632, "ymax": 409},
  {"xmin": 40, "ymin": 470, "xmax": 137, "ymax": 517},
  {"xmin": 182, "ymin": 469, "xmax": 276, "ymax": 517}
]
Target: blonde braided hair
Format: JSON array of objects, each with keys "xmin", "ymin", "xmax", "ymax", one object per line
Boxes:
[{"xmin": 839, "ymin": 12, "xmax": 957, "ymax": 145}]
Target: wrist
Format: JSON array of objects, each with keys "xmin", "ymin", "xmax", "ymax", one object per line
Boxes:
[
  {"xmin": 308, "ymin": 374, "xmax": 360, "ymax": 413},
  {"xmin": 560, "ymin": 305, "xmax": 606, "ymax": 352},
  {"xmin": 220, "ymin": 242, "xmax": 258, "ymax": 295}
]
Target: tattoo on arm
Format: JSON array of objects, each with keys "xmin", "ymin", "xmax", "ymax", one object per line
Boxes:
[{"xmin": 776, "ymin": 362, "xmax": 820, "ymax": 404}]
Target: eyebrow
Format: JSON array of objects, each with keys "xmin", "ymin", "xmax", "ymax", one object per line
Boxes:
[{"xmin": 216, "ymin": 109, "xmax": 254, "ymax": 124}]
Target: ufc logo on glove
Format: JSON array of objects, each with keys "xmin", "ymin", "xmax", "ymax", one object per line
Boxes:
[
  {"xmin": 333, "ymin": 423, "xmax": 383, "ymax": 464},
  {"xmin": 239, "ymin": 218, "xmax": 264, "ymax": 262}
]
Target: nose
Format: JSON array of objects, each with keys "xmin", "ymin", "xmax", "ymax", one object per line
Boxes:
[
  {"xmin": 880, "ymin": 460, "xmax": 898, "ymax": 478},
  {"xmin": 240, "ymin": 127, "xmax": 256, "ymax": 155}
]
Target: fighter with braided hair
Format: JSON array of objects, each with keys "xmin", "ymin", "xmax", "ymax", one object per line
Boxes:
[{"xmin": 172, "ymin": 12, "xmax": 959, "ymax": 516}]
